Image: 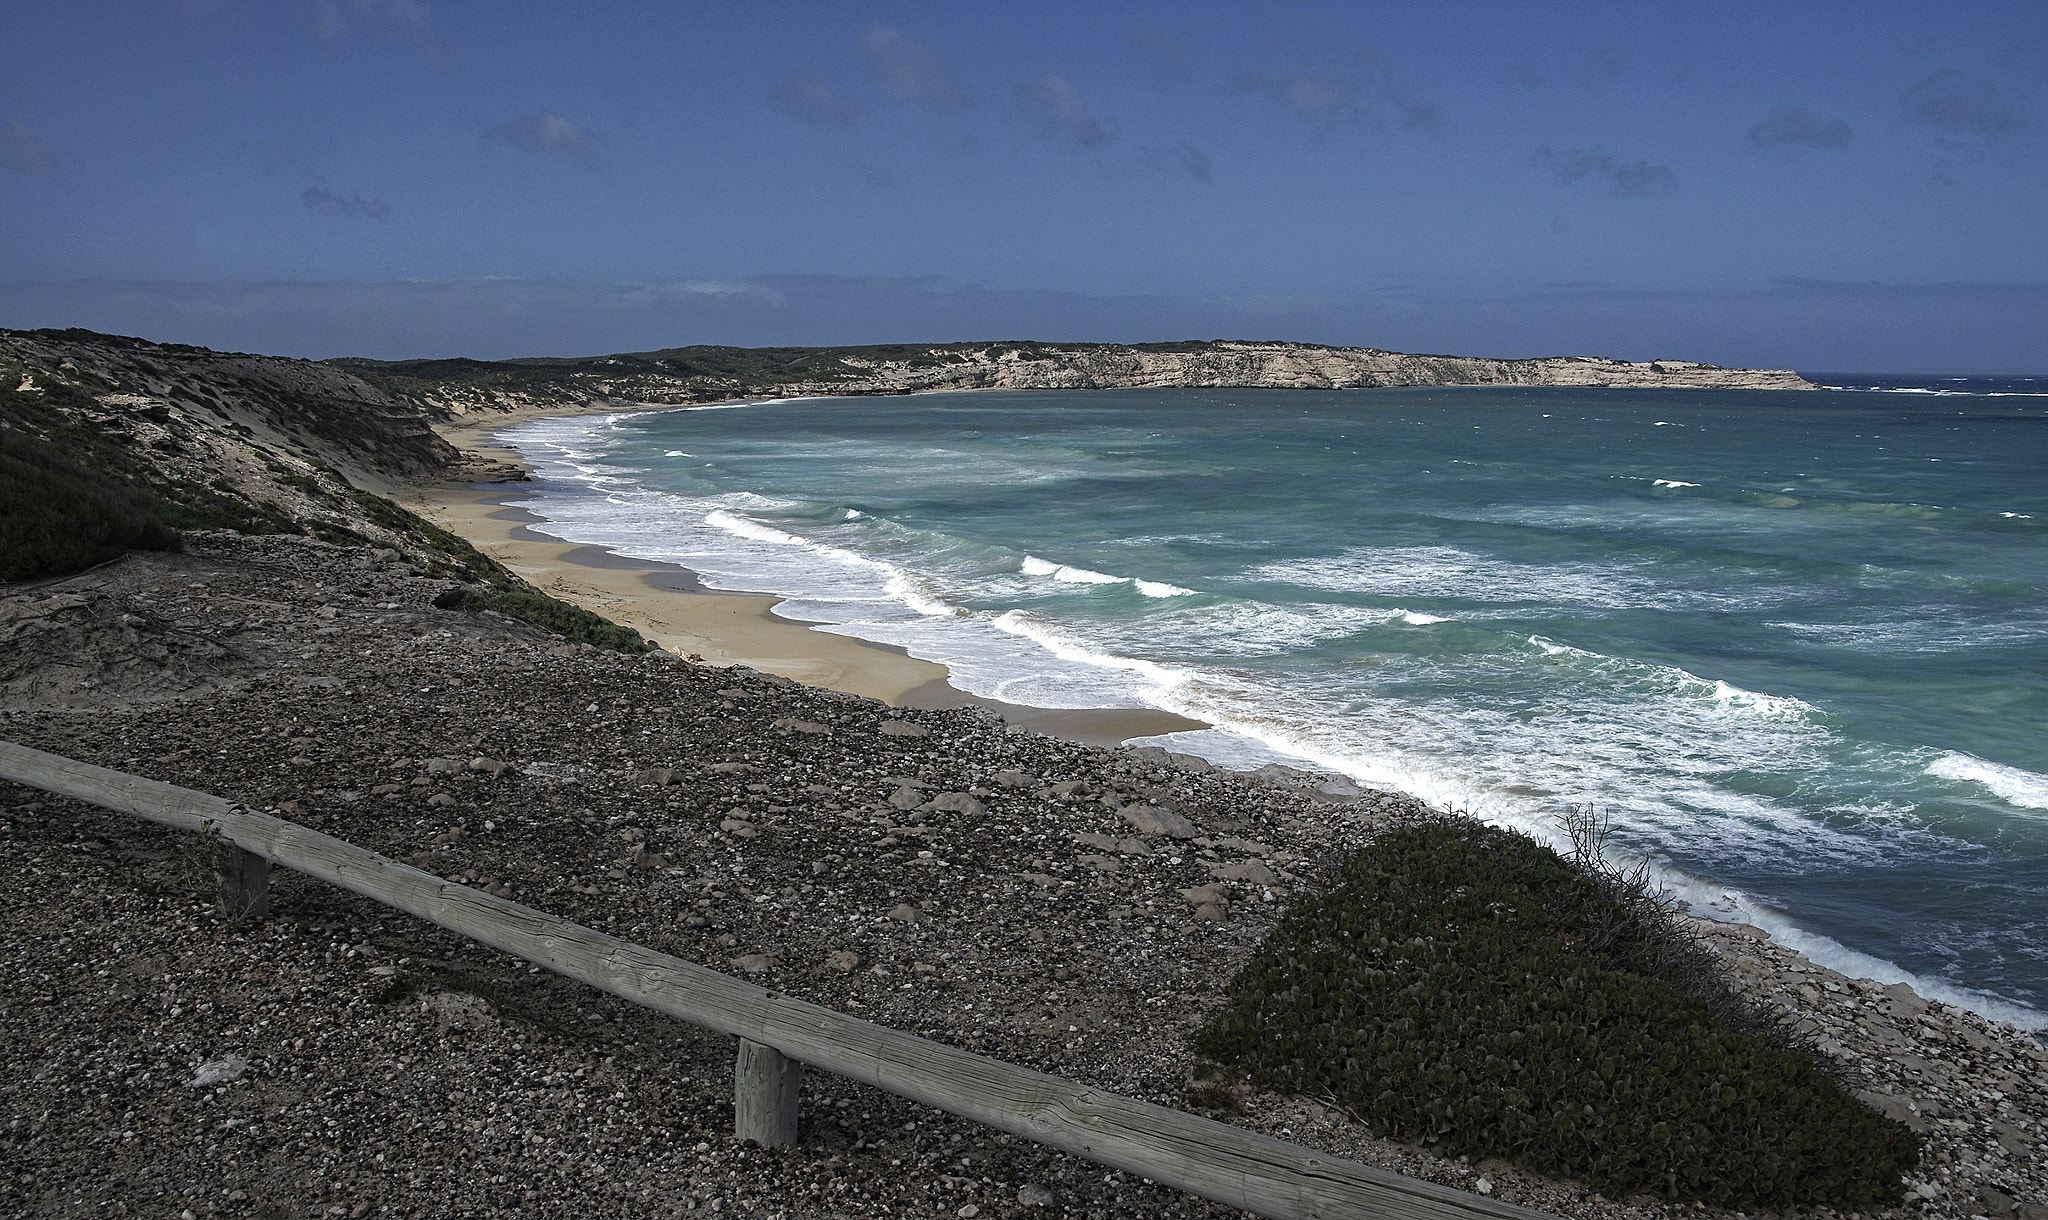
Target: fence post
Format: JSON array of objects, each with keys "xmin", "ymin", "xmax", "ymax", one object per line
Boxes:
[
  {"xmin": 214, "ymin": 842, "xmax": 269, "ymax": 919},
  {"xmin": 734, "ymin": 1038, "xmax": 801, "ymax": 1146}
]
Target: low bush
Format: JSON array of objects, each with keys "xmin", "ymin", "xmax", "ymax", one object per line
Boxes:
[
  {"xmin": 0, "ymin": 418, "xmax": 181, "ymax": 582},
  {"xmin": 1192, "ymin": 818, "xmax": 1917, "ymax": 1208},
  {"xmin": 432, "ymin": 584, "xmax": 651, "ymax": 654}
]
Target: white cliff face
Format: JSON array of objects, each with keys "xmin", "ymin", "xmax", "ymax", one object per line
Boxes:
[
  {"xmin": 772, "ymin": 343, "xmax": 1815, "ymax": 395},
  {"xmin": 395, "ymin": 341, "xmax": 1815, "ymax": 419}
]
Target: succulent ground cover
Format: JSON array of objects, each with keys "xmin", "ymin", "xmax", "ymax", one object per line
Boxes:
[{"xmin": 1195, "ymin": 820, "xmax": 1922, "ymax": 1208}]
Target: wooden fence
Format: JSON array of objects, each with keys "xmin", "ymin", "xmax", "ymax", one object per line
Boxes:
[{"xmin": 0, "ymin": 740, "xmax": 1555, "ymax": 1220}]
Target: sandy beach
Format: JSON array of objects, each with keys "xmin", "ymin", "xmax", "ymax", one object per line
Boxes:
[{"xmin": 393, "ymin": 407, "xmax": 1208, "ymax": 749}]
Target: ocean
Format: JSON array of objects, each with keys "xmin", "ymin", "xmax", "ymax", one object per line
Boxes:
[{"xmin": 496, "ymin": 378, "xmax": 2048, "ymax": 1030}]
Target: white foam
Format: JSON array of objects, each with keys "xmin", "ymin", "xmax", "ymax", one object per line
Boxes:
[
  {"xmin": 1653, "ymin": 478, "xmax": 1700, "ymax": 488},
  {"xmin": 1023, "ymin": 555, "xmax": 1194, "ymax": 596},
  {"xmin": 1656, "ymin": 873, "xmax": 2048, "ymax": 1031},
  {"xmin": 1054, "ymin": 565, "xmax": 1123, "ymax": 584},
  {"xmin": 1928, "ymin": 753, "xmax": 2048, "ymax": 810},
  {"xmin": 1400, "ymin": 610, "xmax": 1449, "ymax": 625}
]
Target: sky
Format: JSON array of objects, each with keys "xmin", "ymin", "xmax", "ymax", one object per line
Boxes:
[{"xmin": 1, "ymin": 1, "xmax": 2043, "ymax": 371}]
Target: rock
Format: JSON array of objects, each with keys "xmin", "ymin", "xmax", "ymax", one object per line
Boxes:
[
  {"xmin": 422, "ymin": 991, "xmax": 495, "ymax": 1029},
  {"xmin": 1120, "ymin": 804, "xmax": 1196, "ymax": 839},
  {"xmin": 731, "ymin": 954, "xmax": 772, "ymax": 974},
  {"xmin": 1855, "ymin": 1089, "xmax": 1933, "ymax": 1131},
  {"xmin": 878, "ymin": 719, "xmax": 928, "ymax": 737},
  {"xmin": 1078, "ymin": 854, "xmax": 1122, "ymax": 874},
  {"xmin": 468, "ymin": 757, "xmax": 508, "ymax": 776},
  {"xmin": 288, "ymin": 755, "xmax": 313, "ymax": 767},
  {"xmin": 708, "ymin": 761, "xmax": 757, "ymax": 774},
  {"xmin": 1208, "ymin": 859, "xmax": 1276, "ymax": 885},
  {"xmin": 885, "ymin": 775, "xmax": 931, "ymax": 789},
  {"xmin": 1016, "ymin": 872, "xmax": 1061, "ymax": 888},
  {"xmin": 1181, "ymin": 882, "xmax": 1228, "ymax": 908},
  {"xmin": 771, "ymin": 717, "xmax": 830, "ymax": 734},
  {"xmin": 1473, "ymin": 1177, "xmax": 1493, "ymax": 1196},
  {"xmin": 1073, "ymin": 832, "xmax": 1119, "ymax": 852},
  {"xmin": 887, "ymin": 902, "xmax": 922, "ymax": 922},
  {"xmin": 825, "ymin": 950, "xmax": 860, "ymax": 973},
  {"xmin": 1048, "ymin": 780, "xmax": 1093, "ymax": 800},
  {"xmin": 928, "ymin": 791, "xmax": 987, "ymax": 816},
  {"xmin": 1883, "ymin": 980, "xmax": 1930, "ymax": 1019},
  {"xmin": 426, "ymin": 792, "xmax": 456, "ymax": 807},
  {"xmin": 719, "ymin": 818, "xmax": 757, "ymax": 839},
  {"xmin": 1115, "ymin": 837, "xmax": 1153, "ymax": 857},
  {"xmin": 993, "ymin": 770, "xmax": 1037, "ymax": 788},
  {"xmin": 188, "ymin": 1055, "xmax": 248, "ymax": 1087},
  {"xmin": 424, "ymin": 757, "xmax": 464, "ymax": 773},
  {"xmin": 887, "ymin": 788, "xmax": 925, "ymax": 810},
  {"xmin": 634, "ymin": 767, "xmax": 675, "ymax": 786},
  {"xmin": 1309, "ymin": 775, "xmax": 1363, "ymax": 801},
  {"xmin": 1192, "ymin": 903, "xmax": 1228, "ymax": 922},
  {"xmin": 1018, "ymin": 1183, "xmax": 1054, "ymax": 1207},
  {"xmin": 957, "ymin": 1207, "xmax": 981, "ymax": 1218}
]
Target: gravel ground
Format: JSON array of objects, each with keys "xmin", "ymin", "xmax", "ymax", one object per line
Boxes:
[{"xmin": 3, "ymin": 533, "xmax": 2043, "ymax": 1220}]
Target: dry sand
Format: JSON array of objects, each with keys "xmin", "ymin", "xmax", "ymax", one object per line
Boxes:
[{"xmin": 395, "ymin": 409, "xmax": 1207, "ymax": 750}]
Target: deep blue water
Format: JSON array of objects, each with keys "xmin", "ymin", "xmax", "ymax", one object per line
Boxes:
[{"xmin": 500, "ymin": 383, "xmax": 2048, "ymax": 1028}]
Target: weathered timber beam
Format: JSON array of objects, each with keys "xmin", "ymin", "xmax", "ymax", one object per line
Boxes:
[{"xmin": 0, "ymin": 740, "xmax": 1555, "ymax": 1220}]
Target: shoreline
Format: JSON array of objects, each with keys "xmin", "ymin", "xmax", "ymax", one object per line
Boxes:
[
  {"xmin": 410, "ymin": 404, "xmax": 2048, "ymax": 1038},
  {"xmin": 395, "ymin": 407, "xmax": 1208, "ymax": 750}
]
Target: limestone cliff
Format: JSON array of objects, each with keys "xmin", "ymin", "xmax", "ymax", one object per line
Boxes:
[{"xmin": 339, "ymin": 339, "xmax": 1815, "ymax": 423}]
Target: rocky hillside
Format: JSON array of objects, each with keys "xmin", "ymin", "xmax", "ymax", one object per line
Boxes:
[
  {"xmin": 339, "ymin": 338, "xmax": 1815, "ymax": 422},
  {"xmin": 0, "ymin": 328, "xmax": 520, "ymax": 579},
  {"xmin": 0, "ymin": 325, "xmax": 1811, "ymax": 580}
]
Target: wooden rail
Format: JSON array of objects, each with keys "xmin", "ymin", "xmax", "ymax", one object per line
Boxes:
[{"xmin": 0, "ymin": 740, "xmax": 1554, "ymax": 1220}]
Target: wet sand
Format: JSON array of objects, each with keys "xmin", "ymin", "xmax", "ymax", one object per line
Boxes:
[{"xmin": 395, "ymin": 410, "xmax": 1208, "ymax": 750}]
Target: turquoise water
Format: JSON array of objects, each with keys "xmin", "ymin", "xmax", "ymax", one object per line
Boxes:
[{"xmin": 501, "ymin": 384, "xmax": 2048, "ymax": 1028}]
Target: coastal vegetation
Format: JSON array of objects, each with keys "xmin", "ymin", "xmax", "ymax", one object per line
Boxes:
[
  {"xmin": 1194, "ymin": 816, "xmax": 1919, "ymax": 1208},
  {"xmin": 1, "ymin": 352, "xmax": 647, "ymax": 653},
  {"xmin": 0, "ymin": 377, "xmax": 185, "ymax": 581}
]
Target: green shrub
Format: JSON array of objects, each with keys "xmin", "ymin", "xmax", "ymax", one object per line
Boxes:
[
  {"xmin": 1192, "ymin": 820, "xmax": 1917, "ymax": 1208},
  {"xmin": 432, "ymin": 584, "xmax": 651, "ymax": 653},
  {"xmin": 0, "ymin": 420, "xmax": 181, "ymax": 581}
]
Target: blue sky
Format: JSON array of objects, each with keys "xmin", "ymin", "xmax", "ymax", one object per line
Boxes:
[{"xmin": 2, "ymin": 1, "xmax": 2043, "ymax": 370}]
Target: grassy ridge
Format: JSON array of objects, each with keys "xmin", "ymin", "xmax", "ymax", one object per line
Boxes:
[{"xmin": 1194, "ymin": 819, "xmax": 1918, "ymax": 1208}]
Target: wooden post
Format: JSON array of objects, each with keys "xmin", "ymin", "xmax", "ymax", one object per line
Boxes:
[
  {"xmin": 214, "ymin": 842, "xmax": 269, "ymax": 919},
  {"xmin": 734, "ymin": 1037, "xmax": 801, "ymax": 1146}
]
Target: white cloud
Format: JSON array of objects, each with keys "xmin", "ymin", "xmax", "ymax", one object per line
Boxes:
[{"xmin": 490, "ymin": 110, "xmax": 604, "ymax": 171}]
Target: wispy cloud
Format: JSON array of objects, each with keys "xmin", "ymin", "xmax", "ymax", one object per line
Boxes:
[
  {"xmin": 1228, "ymin": 44, "xmax": 1441, "ymax": 135},
  {"xmin": 1, "ymin": 120, "xmax": 63, "ymax": 176},
  {"xmin": 489, "ymin": 110, "xmax": 604, "ymax": 171},
  {"xmin": 1016, "ymin": 76, "xmax": 1118, "ymax": 149},
  {"xmin": 1899, "ymin": 69, "xmax": 2026, "ymax": 135},
  {"xmin": 301, "ymin": 186, "xmax": 391, "ymax": 219},
  {"xmin": 1123, "ymin": 22, "xmax": 1189, "ymax": 86},
  {"xmin": 1144, "ymin": 142, "xmax": 1211, "ymax": 183},
  {"xmin": 1535, "ymin": 146, "xmax": 1678, "ymax": 197},
  {"xmin": 860, "ymin": 24, "xmax": 969, "ymax": 112},
  {"xmin": 770, "ymin": 71, "xmax": 859, "ymax": 130},
  {"xmin": 1746, "ymin": 105, "xmax": 1852, "ymax": 150},
  {"xmin": 301, "ymin": 0, "xmax": 428, "ymax": 40}
]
